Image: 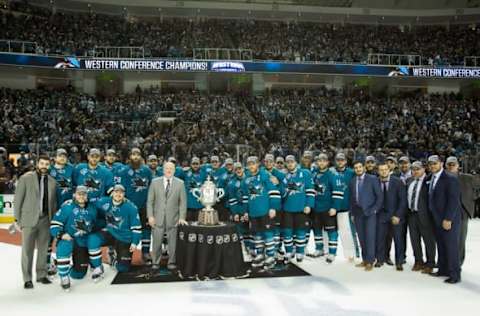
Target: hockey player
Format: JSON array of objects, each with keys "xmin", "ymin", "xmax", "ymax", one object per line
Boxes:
[
  {"xmin": 365, "ymin": 155, "xmax": 378, "ymax": 176},
  {"xmin": 203, "ymin": 155, "xmax": 230, "ymax": 221},
  {"xmin": 281, "ymin": 155, "xmax": 315, "ymax": 263},
  {"xmin": 241, "ymin": 156, "xmax": 281, "ymax": 270},
  {"xmin": 100, "ymin": 149, "xmax": 124, "ymax": 172},
  {"xmin": 87, "ymin": 184, "xmax": 142, "ymax": 280},
  {"xmin": 147, "ymin": 154, "xmax": 162, "ymax": 178},
  {"xmin": 276, "ymin": 156, "xmax": 287, "ymax": 173},
  {"xmin": 262, "ymin": 154, "xmax": 285, "ymax": 261},
  {"xmin": 330, "ymin": 152, "xmax": 359, "ymax": 262},
  {"xmin": 310, "ymin": 153, "xmax": 338, "ymax": 263},
  {"xmin": 226, "ymin": 162, "xmax": 251, "ymax": 258},
  {"xmin": 50, "ymin": 186, "xmax": 97, "ymax": 291},
  {"xmin": 300, "ymin": 151, "xmax": 314, "ymax": 171},
  {"xmin": 116, "ymin": 148, "xmax": 153, "ymax": 265},
  {"xmin": 73, "ymin": 148, "xmax": 114, "ymax": 204},
  {"xmin": 184, "ymin": 157, "xmax": 207, "ymax": 221},
  {"xmin": 47, "ymin": 148, "xmax": 75, "ymax": 276}
]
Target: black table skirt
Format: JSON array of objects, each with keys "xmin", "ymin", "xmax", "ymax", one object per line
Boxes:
[{"xmin": 176, "ymin": 222, "xmax": 248, "ymax": 279}]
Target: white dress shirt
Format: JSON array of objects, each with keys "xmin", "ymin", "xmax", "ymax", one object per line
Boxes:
[
  {"xmin": 430, "ymin": 169, "xmax": 443, "ymax": 192},
  {"xmin": 163, "ymin": 176, "xmax": 173, "ymax": 190}
]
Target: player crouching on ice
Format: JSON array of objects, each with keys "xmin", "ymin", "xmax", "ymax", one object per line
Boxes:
[
  {"xmin": 50, "ymin": 186, "xmax": 97, "ymax": 291},
  {"xmin": 87, "ymin": 184, "xmax": 142, "ymax": 281}
]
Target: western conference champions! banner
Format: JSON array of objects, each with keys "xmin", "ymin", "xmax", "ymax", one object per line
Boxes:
[{"xmin": 0, "ymin": 53, "xmax": 479, "ymax": 78}]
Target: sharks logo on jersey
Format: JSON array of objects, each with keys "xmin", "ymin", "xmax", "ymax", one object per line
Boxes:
[
  {"xmin": 246, "ymin": 178, "xmax": 264, "ymax": 199},
  {"xmin": 105, "ymin": 207, "xmax": 124, "ymax": 230},
  {"xmin": 132, "ymin": 176, "xmax": 149, "ymax": 192},
  {"xmin": 73, "ymin": 218, "xmax": 93, "ymax": 237},
  {"xmin": 85, "ymin": 177, "xmax": 101, "ymax": 191}
]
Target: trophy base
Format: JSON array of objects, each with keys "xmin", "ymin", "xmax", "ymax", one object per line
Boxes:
[{"xmin": 198, "ymin": 208, "xmax": 220, "ymax": 226}]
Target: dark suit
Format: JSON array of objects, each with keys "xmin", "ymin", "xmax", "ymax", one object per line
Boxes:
[
  {"xmin": 455, "ymin": 173, "xmax": 480, "ymax": 265},
  {"xmin": 376, "ymin": 176, "xmax": 407, "ymax": 265},
  {"xmin": 349, "ymin": 173, "xmax": 383, "ymax": 264},
  {"xmin": 406, "ymin": 176, "xmax": 436, "ymax": 267},
  {"xmin": 428, "ymin": 170, "xmax": 462, "ymax": 281}
]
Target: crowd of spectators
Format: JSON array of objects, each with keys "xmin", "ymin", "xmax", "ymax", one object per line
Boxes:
[
  {"xmin": 0, "ymin": 2, "xmax": 478, "ymax": 65},
  {"xmin": 1, "ymin": 86, "xmax": 479, "ymax": 185}
]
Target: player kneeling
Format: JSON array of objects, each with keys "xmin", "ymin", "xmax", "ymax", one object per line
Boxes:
[
  {"xmin": 50, "ymin": 186, "xmax": 97, "ymax": 291},
  {"xmin": 87, "ymin": 185, "xmax": 142, "ymax": 282}
]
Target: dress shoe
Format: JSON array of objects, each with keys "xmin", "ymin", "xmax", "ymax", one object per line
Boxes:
[
  {"xmin": 355, "ymin": 262, "xmax": 366, "ymax": 268},
  {"xmin": 374, "ymin": 262, "xmax": 383, "ymax": 268},
  {"xmin": 429, "ymin": 271, "xmax": 448, "ymax": 277},
  {"xmin": 24, "ymin": 281, "xmax": 34, "ymax": 289},
  {"xmin": 412, "ymin": 263, "xmax": 424, "ymax": 271},
  {"xmin": 444, "ymin": 278, "xmax": 461, "ymax": 284},
  {"xmin": 385, "ymin": 258, "xmax": 394, "ymax": 266},
  {"xmin": 36, "ymin": 277, "xmax": 52, "ymax": 284},
  {"xmin": 421, "ymin": 267, "xmax": 433, "ymax": 274},
  {"xmin": 396, "ymin": 264, "xmax": 403, "ymax": 271},
  {"xmin": 364, "ymin": 263, "xmax": 373, "ymax": 271}
]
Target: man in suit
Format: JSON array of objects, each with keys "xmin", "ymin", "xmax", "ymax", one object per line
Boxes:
[
  {"xmin": 14, "ymin": 154, "xmax": 57, "ymax": 289},
  {"xmin": 445, "ymin": 156, "xmax": 480, "ymax": 266},
  {"xmin": 375, "ymin": 161, "xmax": 407, "ymax": 271},
  {"xmin": 407, "ymin": 161, "xmax": 436, "ymax": 274},
  {"xmin": 349, "ymin": 160, "xmax": 383, "ymax": 271},
  {"xmin": 147, "ymin": 161, "xmax": 187, "ymax": 271},
  {"xmin": 427, "ymin": 155, "xmax": 462, "ymax": 284}
]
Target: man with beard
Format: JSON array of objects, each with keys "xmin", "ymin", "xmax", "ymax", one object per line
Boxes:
[
  {"xmin": 365, "ymin": 156, "xmax": 377, "ymax": 176},
  {"xmin": 47, "ymin": 148, "xmax": 75, "ymax": 276},
  {"xmin": 330, "ymin": 153, "xmax": 358, "ymax": 262},
  {"xmin": 147, "ymin": 154, "xmax": 162, "ymax": 178},
  {"xmin": 50, "ymin": 186, "xmax": 97, "ymax": 291},
  {"xmin": 349, "ymin": 160, "xmax": 383, "ymax": 271},
  {"xmin": 262, "ymin": 154, "xmax": 285, "ymax": 262},
  {"xmin": 226, "ymin": 162, "xmax": 251, "ymax": 259},
  {"xmin": 73, "ymin": 148, "xmax": 114, "ymax": 204},
  {"xmin": 375, "ymin": 161, "xmax": 407, "ymax": 271},
  {"xmin": 310, "ymin": 153, "xmax": 338, "ymax": 263},
  {"xmin": 116, "ymin": 148, "xmax": 152, "ymax": 265},
  {"xmin": 100, "ymin": 149, "xmax": 124, "ymax": 174},
  {"xmin": 281, "ymin": 155, "xmax": 315, "ymax": 263},
  {"xmin": 241, "ymin": 157, "xmax": 281, "ymax": 269},
  {"xmin": 88, "ymin": 185, "xmax": 142, "ymax": 279},
  {"xmin": 184, "ymin": 157, "xmax": 207, "ymax": 222},
  {"xmin": 14, "ymin": 154, "xmax": 57, "ymax": 289}
]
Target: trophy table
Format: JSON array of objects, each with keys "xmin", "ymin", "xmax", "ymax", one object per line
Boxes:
[{"xmin": 175, "ymin": 176, "xmax": 248, "ymax": 279}]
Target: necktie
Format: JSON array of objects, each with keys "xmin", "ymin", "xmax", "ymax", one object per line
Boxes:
[
  {"xmin": 165, "ymin": 178, "xmax": 171, "ymax": 197},
  {"xmin": 356, "ymin": 177, "xmax": 363, "ymax": 204},
  {"xmin": 429, "ymin": 175, "xmax": 435, "ymax": 194},
  {"xmin": 410, "ymin": 179, "xmax": 419, "ymax": 211},
  {"xmin": 383, "ymin": 181, "xmax": 388, "ymax": 206},
  {"xmin": 39, "ymin": 175, "xmax": 45, "ymax": 214}
]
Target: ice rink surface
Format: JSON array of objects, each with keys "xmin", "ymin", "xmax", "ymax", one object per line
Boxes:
[{"xmin": 1, "ymin": 221, "xmax": 479, "ymax": 316}]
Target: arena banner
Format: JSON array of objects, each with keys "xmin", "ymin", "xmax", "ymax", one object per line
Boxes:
[
  {"xmin": 0, "ymin": 194, "xmax": 14, "ymax": 223},
  {"xmin": 1, "ymin": 53, "xmax": 480, "ymax": 78}
]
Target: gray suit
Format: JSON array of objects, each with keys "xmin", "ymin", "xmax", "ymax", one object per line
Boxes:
[
  {"xmin": 456, "ymin": 173, "xmax": 480, "ymax": 265},
  {"xmin": 13, "ymin": 171, "xmax": 57, "ymax": 282},
  {"xmin": 147, "ymin": 176, "xmax": 187, "ymax": 265}
]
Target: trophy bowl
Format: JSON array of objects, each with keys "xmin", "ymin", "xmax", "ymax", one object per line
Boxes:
[{"xmin": 192, "ymin": 176, "xmax": 225, "ymax": 226}]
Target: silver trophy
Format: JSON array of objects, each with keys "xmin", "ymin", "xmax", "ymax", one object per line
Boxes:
[{"xmin": 192, "ymin": 176, "xmax": 225, "ymax": 225}]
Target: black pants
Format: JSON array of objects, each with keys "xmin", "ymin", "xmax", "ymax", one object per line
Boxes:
[
  {"xmin": 459, "ymin": 209, "xmax": 469, "ymax": 266},
  {"xmin": 407, "ymin": 212, "xmax": 436, "ymax": 267}
]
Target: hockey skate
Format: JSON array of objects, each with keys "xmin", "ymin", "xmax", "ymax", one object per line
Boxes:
[
  {"xmin": 92, "ymin": 266, "xmax": 104, "ymax": 283},
  {"xmin": 60, "ymin": 276, "xmax": 71, "ymax": 292},
  {"xmin": 307, "ymin": 250, "xmax": 325, "ymax": 258}
]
